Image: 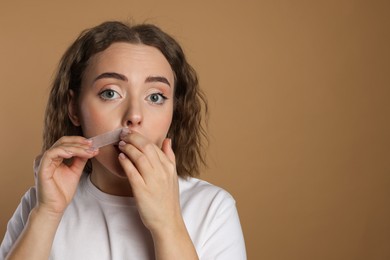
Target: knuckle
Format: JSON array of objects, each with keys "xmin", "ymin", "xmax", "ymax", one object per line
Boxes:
[
  {"xmin": 134, "ymin": 153, "xmax": 147, "ymax": 165},
  {"xmin": 44, "ymin": 148, "xmax": 56, "ymax": 157},
  {"xmin": 166, "ymin": 165, "xmax": 176, "ymax": 177},
  {"xmin": 142, "ymin": 143, "xmax": 155, "ymax": 153},
  {"xmin": 52, "ymin": 136, "xmax": 69, "ymax": 148}
]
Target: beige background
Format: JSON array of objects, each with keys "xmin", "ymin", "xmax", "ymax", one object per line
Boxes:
[{"xmin": 1, "ymin": 1, "xmax": 389, "ymax": 259}]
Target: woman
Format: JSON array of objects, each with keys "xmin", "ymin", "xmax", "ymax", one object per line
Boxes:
[{"xmin": 1, "ymin": 21, "xmax": 246, "ymax": 260}]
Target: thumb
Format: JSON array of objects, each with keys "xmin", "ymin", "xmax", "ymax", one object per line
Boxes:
[{"xmin": 161, "ymin": 138, "xmax": 175, "ymax": 163}]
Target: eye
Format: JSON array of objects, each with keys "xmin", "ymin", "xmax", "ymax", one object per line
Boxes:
[
  {"xmin": 147, "ymin": 93, "xmax": 167, "ymax": 105},
  {"xmin": 99, "ymin": 89, "xmax": 121, "ymax": 100}
]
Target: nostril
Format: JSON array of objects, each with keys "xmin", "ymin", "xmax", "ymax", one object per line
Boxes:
[{"xmin": 126, "ymin": 119, "xmax": 141, "ymax": 126}]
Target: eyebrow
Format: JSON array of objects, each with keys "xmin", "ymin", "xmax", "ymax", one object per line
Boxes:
[
  {"xmin": 93, "ymin": 73, "xmax": 171, "ymax": 87},
  {"xmin": 145, "ymin": 76, "xmax": 171, "ymax": 87},
  {"xmin": 94, "ymin": 72, "xmax": 128, "ymax": 82}
]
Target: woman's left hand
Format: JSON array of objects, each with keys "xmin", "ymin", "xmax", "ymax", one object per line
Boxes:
[{"xmin": 117, "ymin": 131, "xmax": 182, "ymax": 234}]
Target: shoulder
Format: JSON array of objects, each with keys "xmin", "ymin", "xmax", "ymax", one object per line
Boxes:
[
  {"xmin": 179, "ymin": 176, "xmax": 234, "ymax": 199},
  {"xmin": 178, "ymin": 176, "xmax": 236, "ymax": 214},
  {"xmin": 178, "ymin": 177, "xmax": 247, "ymax": 259}
]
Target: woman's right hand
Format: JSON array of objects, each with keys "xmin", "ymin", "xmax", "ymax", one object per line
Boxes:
[{"xmin": 36, "ymin": 136, "xmax": 98, "ymax": 217}]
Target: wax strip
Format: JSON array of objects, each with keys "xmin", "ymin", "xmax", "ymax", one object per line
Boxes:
[{"xmin": 88, "ymin": 128, "xmax": 126, "ymax": 149}]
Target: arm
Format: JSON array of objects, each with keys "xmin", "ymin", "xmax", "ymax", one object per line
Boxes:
[
  {"xmin": 6, "ymin": 136, "xmax": 97, "ymax": 260},
  {"xmin": 6, "ymin": 208, "xmax": 62, "ymax": 260},
  {"xmin": 150, "ymin": 216, "xmax": 198, "ymax": 260},
  {"xmin": 118, "ymin": 132, "xmax": 198, "ymax": 260}
]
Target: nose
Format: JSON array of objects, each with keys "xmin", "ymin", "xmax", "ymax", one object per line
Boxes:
[{"xmin": 123, "ymin": 100, "xmax": 142, "ymax": 127}]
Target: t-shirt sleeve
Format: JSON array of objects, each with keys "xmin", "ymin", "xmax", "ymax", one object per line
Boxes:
[
  {"xmin": 0, "ymin": 187, "xmax": 37, "ymax": 259},
  {"xmin": 199, "ymin": 190, "xmax": 247, "ymax": 260}
]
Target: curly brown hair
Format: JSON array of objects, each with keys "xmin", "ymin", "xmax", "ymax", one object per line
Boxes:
[{"xmin": 43, "ymin": 21, "xmax": 208, "ymax": 177}]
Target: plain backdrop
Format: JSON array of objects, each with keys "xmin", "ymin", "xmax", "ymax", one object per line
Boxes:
[{"xmin": 1, "ymin": 1, "xmax": 389, "ymax": 259}]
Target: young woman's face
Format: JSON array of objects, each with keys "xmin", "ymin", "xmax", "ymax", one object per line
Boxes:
[{"xmin": 71, "ymin": 43, "xmax": 174, "ymax": 178}]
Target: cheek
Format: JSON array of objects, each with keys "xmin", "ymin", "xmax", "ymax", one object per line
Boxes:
[
  {"xmin": 79, "ymin": 106, "xmax": 114, "ymax": 138},
  {"xmin": 154, "ymin": 112, "xmax": 173, "ymax": 145},
  {"xmin": 144, "ymin": 109, "xmax": 173, "ymax": 145}
]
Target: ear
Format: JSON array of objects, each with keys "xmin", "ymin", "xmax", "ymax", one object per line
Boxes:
[{"xmin": 68, "ymin": 90, "xmax": 81, "ymax": 126}]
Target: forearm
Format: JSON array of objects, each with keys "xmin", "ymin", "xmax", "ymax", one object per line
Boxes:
[
  {"xmin": 151, "ymin": 218, "xmax": 198, "ymax": 260},
  {"xmin": 6, "ymin": 207, "xmax": 62, "ymax": 260}
]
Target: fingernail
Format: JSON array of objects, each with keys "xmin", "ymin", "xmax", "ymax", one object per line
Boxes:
[
  {"xmin": 86, "ymin": 147, "xmax": 98, "ymax": 153},
  {"xmin": 119, "ymin": 153, "xmax": 126, "ymax": 159},
  {"xmin": 119, "ymin": 140, "xmax": 126, "ymax": 147}
]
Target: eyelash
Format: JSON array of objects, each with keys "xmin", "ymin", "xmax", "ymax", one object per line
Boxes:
[
  {"xmin": 98, "ymin": 89, "xmax": 168, "ymax": 105},
  {"xmin": 98, "ymin": 89, "xmax": 121, "ymax": 101},
  {"xmin": 147, "ymin": 93, "xmax": 168, "ymax": 105}
]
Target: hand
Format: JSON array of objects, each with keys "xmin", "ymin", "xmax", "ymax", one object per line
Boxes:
[
  {"xmin": 36, "ymin": 136, "xmax": 98, "ymax": 216},
  {"xmin": 117, "ymin": 132, "xmax": 182, "ymax": 234}
]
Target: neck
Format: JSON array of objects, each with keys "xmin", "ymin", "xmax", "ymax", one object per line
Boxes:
[{"xmin": 89, "ymin": 159, "xmax": 133, "ymax": 197}]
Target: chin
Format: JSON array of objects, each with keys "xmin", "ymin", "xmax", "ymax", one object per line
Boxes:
[{"xmin": 92, "ymin": 145, "xmax": 129, "ymax": 179}]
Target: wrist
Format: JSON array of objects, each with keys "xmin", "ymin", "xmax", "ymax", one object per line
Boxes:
[
  {"xmin": 150, "ymin": 216, "xmax": 187, "ymax": 241},
  {"xmin": 32, "ymin": 206, "xmax": 64, "ymax": 224}
]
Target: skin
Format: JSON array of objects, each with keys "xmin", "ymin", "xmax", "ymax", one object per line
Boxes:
[
  {"xmin": 72, "ymin": 42, "xmax": 175, "ymax": 196},
  {"xmin": 7, "ymin": 43, "xmax": 198, "ymax": 260}
]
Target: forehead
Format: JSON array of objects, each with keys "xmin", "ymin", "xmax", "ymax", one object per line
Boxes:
[{"xmin": 83, "ymin": 42, "xmax": 174, "ymax": 83}]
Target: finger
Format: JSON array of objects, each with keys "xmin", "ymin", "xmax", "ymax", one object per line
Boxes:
[
  {"xmin": 150, "ymin": 139, "xmax": 175, "ymax": 168},
  {"xmin": 118, "ymin": 141, "xmax": 154, "ymax": 176},
  {"xmin": 118, "ymin": 152, "xmax": 145, "ymax": 189},
  {"xmin": 51, "ymin": 140, "xmax": 94, "ymax": 156},
  {"xmin": 122, "ymin": 132, "xmax": 161, "ymax": 164},
  {"xmin": 39, "ymin": 146, "xmax": 97, "ymax": 178},
  {"xmin": 53, "ymin": 136, "xmax": 92, "ymax": 147},
  {"xmin": 68, "ymin": 158, "xmax": 89, "ymax": 180},
  {"xmin": 154, "ymin": 139, "xmax": 176, "ymax": 176},
  {"xmin": 58, "ymin": 142, "xmax": 94, "ymax": 150},
  {"xmin": 69, "ymin": 151, "xmax": 98, "ymax": 175},
  {"xmin": 55, "ymin": 145, "xmax": 99, "ymax": 158},
  {"xmin": 161, "ymin": 138, "xmax": 175, "ymax": 164}
]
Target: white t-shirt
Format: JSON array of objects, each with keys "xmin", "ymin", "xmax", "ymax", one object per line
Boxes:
[{"xmin": 1, "ymin": 173, "xmax": 246, "ymax": 259}]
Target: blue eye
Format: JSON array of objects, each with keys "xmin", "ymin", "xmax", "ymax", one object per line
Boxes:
[
  {"xmin": 99, "ymin": 89, "xmax": 121, "ymax": 100},
  {"xmin": 147, "ymin": 93, "xmax": 167, "ymax": 104}
]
